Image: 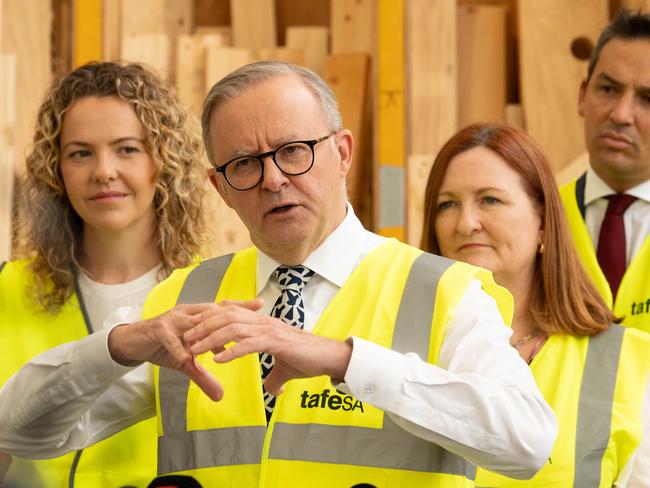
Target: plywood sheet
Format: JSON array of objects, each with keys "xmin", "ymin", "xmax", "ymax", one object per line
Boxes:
[
  {"xmin": 176, "ymin": 32, "xmax": 230, "ymax": 116},
  {"xmin": 406, "ymin": 0, "xmax": 456, "ymax": 245},
  {"xmin": 256, "ymin": 47, "xmax": 305, "ymax": 65},
  {"xmin": 230, "ymin": 0, "xmax": 276, "ymax": 51},
  {"xmin": 0, "ymin": 54, "xmax": 16, "ymax": 261},
  {"xmin": 331, "ymin": 0, "xmax": 373, "ymax": 54},
  {"xmin": 102, "ymin": 0, "xmax": 121, "ymax": 61},
  {"xmin": 506, "ymin": 103, "xmax": 524, "ymax": 128},
  {"xmin": 122, "ymin": 33, "xmax": 170, "ymax": 79},
  {"xmin": 121, "ymin": 0, "xmax": 165, "ymax": 35},
  {"xmin": 1, "ymin": 0, "xmax": 51, "ymax": 175},
  {"xmin": 194, "ymin": 0, "xmax": 230, "ymax": 27},
  {"xmin": 200, "ymin": 188, "xmax": 253, "ymax": 258},
  {"xmin": 286, "ymin": 26, "xmax": 328, "ymax": 74},
  {"xmin": 518, "ymin": 0, "xmax": 607, "ymax": 172},
  {"xmin": 205, "ymin": 46, "xmax": 251, "ymax": 90},
  {"xmin": 275, "ymin": 0, "xmax": 329, "ymax": 45},
  {"xmin": 458, "ymin": 4, "xmax": 507, "ymax": 127},
  {"xmin": 195, "ymin": 26, "xmax": 233, "ymax": 46},
  {"xmin": 406, "ymin": 154, "xmax": 434, "ymax": 247},
  {"xmin": 325, "ymin": 53, "xmax": 371, "ymax": 228}
]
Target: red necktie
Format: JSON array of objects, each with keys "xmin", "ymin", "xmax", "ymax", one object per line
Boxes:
[{"xmin": 596, "ymin": 193, "xmax": 637, "ymax": 298}]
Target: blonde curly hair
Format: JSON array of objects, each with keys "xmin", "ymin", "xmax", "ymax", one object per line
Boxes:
[{"xmin": 19, "ymin": 61, "xmax": 207, "ymax": 312}]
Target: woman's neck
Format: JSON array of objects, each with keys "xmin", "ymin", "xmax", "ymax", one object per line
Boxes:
[{"xmin": 80, "ymin": 223, "xmax": 162, "ymax": 284}]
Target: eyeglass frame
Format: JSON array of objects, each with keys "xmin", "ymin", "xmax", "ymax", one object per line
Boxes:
[{"xmin": 213, "ymin": 132, "xmax": 337, "ymax": 191}]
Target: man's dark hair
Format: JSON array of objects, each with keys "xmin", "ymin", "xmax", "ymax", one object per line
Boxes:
[{"xmin": 587, "ymin": 9, "xmax": 650, "ymax": 82}]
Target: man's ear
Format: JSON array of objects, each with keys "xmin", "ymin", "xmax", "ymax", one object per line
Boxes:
[
  {"xmin": 578, "ymin": 79, "xmax": 588, "ymax": 117},
  {"xmin": 207, "ymin": 168, "xmax": 233, "ymax": 208},
  {"xmin": 335, "ymin": 129, "xmax": 354, "ymax": 178}
]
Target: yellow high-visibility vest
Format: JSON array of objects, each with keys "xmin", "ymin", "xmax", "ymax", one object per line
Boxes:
[
  {"xmin": 560, "ymin": 175, "xmax": 650, "ymax": 332},
  {"xmin": 0, "ymin": 259, "xmax": 158, "ymax": 488},
  {"xmin": 476, "ymin": 325, "xmax": 650, "ymax": 486},
  {"xmin": 145, "ymin": 239, "xmax": 513, "ymax": 487}
]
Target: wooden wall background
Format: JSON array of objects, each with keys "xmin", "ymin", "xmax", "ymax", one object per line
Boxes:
[{"xmin": 1, "ymin": 0, "xmax": 647, "ymax": 261}]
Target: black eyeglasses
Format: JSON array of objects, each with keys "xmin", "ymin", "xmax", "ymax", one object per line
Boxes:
[{"xmin": 214, "ymin": 133, "xmax": 335, "ymax": 191}]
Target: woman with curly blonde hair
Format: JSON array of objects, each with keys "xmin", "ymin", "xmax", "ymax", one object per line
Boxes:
[{"xmin": 0, "ymin": 61, "xmax": 206, "ymax": 488}]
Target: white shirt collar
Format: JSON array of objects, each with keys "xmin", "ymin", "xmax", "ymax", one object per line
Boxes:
[
  {"xmin": 585, "ymin": 166, "xmax": 650, "ymax": 205},
  {"xmin": 255, "ymin": 204, "xmax": 370, "ymax": 294}
]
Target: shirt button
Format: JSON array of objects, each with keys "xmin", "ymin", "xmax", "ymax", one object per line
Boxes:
[{"xmin": 363, "ymin": 385, "xmax": 375, "ymax": 396}]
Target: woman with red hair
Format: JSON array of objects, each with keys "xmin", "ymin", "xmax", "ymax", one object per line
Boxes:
[{"xmin": 422, "ymin": 123, "xmax": 650, "ymax": 486}]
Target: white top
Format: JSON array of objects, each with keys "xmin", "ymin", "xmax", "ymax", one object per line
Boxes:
[
  {"xmin": 77, "ymin": 265, "xmax": 161, "ymax": 334},
  {"xmin": 0, "ymin": 207, "xmax": 559, "ymax": 479},
  {"xmin": 583, "ymin": 168, "xmax": 650, "ymax": 264}
]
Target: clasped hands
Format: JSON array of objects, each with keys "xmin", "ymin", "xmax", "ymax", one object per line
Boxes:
[{"xmin": 108, "ymin": 300, "xmax": 352, "ymax": 401}]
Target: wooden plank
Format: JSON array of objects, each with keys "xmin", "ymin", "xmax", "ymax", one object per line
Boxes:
[
  {"xmin": 176, "ymin": 32, "xmax": 230, "ymax": 116},
  {"xmin": 458, "ymin": 4, "xmax": 507, "ymax": 127},
  {"xmin": 120, "ymin": 0, "xmax": 191, "ymax": 80},
  {"xmin": 200, "ymin": 188, "xmax": 253, "ymax": 258},
  {"xmin": 325, "ymin": 53, "xmax": 372, "ymax": 228},
  {"xmin": 406, "ymin": 0, "xmax": 456, "ymax": 245},
  {"xmin": 53, "ymin": 0, "xmax": 73, "ymax": 73},
  {"xmin": 406, "ymin": 154, "xmax": 434, "ymax": 247},
  {"xmin": 121, "ymin": 0, "xmax": 165, "ymax": 35},
  {"xmin": 121, "ymin": 33, "xmax": 170, "ymax": 79},
  {"xmin": 194, "ymin": 0, "xmax": 230, "ymax": 27},
  {"xmin": 275, "ymin": 0, "xmax": 329, "ymax": 45},
  {"xmin": 229, "ymin": 0, "xmax": 276, "ymax": 51},
  {"xmin": 1, "ymin": 0, "xmax": 52, "ymax": 175},
  {"xmin": 73, "ymin": 0, "xmax": 102, "ymax": 67},
  {"xmin": 256, "ymin": 47, "xmax": 305, "ymax": 65},
  {"xmin": 163, "ymin": 0, "xmax": 193, "ymax": 83},
  {"xmin": 286, "ymin": 26, "xmax": 328, "ymax": 74},
  {"xmin": 518, "ymin": 0, "xmax": 607, "ymax": 172},
  {"xmin": 331, "ymin": 0, "xmax": 373, "ymax": 54},
  {"xmin": 505, "ymin": 103, "xmax": 524, "ymax": 128},
  {"xmin": 194, "ymin": 26, "xmax": 233, "ymax": 46},
  {"xmin": 205, "ymin": 46, "xmax": 251, "ymax": 90},
  {"xmin": 102, "ymin": 0, "xmax": 121, "ymax": 61},
  {"xmin": 0, "ymin": 54, "xmax": 16, "ymax": 261},
  {"xmin": 618, "ymin": 0, "xmax": 650, "ymax": 11}
]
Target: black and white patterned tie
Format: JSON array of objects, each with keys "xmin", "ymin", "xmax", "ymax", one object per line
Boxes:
[{"xmin": 261, "ymin": 265, "xmax": 315, "ymax": 422}]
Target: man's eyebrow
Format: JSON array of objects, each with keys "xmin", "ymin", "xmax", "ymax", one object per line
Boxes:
[
  {"xmin": 227, "ymin": 136, "xmax": 303, "ymax": 159},
  {"xmin": 595, "ymin": 72, "xmax": 622, "ymax": 86}
]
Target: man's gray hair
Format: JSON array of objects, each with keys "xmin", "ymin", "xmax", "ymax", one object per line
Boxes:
[{"xmin": 201, "ymin": 61, "xmax": 343, "ymax": 165}]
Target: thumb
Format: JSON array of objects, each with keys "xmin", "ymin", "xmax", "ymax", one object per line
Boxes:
[
  {"xmin": 263, "ymin": 367, "xmax": 289, "ymax": 396},
  {"xmin": 181, "ymin": 356, "xmax": 224, "ymax": 401}
]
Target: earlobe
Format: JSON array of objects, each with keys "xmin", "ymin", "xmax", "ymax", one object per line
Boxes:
[{"xmin": 207, "ymin": 168, "xmax": 233, "ymax": 208}]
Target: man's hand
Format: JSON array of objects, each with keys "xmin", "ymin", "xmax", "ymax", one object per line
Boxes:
[
  {"xmin": 107, "ymin": 301, "xmax": 263, "ymax": 401},
  {"xmin": 184, "ymin": 303, "xmax": 353, "ymax": 395}
]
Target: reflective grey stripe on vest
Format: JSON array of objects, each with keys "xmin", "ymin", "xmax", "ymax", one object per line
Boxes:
[
  {"xmin": 158, "ymin": 254, "xmax": 266, "ymax": 474},
  {"xmin": 268, "ymin": 252, "xmax": 474, "ymax": 478},
  {"xmin": 158, "ymin": 251, "xmax": 474, "ymax": 479},
  {"xmin": 573, "ymin": 324, "xmax": 624, "ymax": 488}
]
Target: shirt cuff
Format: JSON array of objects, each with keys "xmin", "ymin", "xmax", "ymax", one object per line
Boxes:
[{"xmin": 341, "ymin": 336, "xmax": 408, "ymax": 412}]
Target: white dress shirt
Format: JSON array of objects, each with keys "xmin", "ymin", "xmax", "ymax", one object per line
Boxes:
[
  {"xmin": 0, "ymin": 206, "xmax": 556, "ymax": 480},
  {"xmin": 583, "ymin": 168, "xmax": 650, "ymax": 264}
]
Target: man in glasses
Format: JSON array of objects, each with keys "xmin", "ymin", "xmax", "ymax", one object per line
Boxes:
[{"xmin": 0, "ymin": 62, "xmax": 556, "ymax": 486}]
